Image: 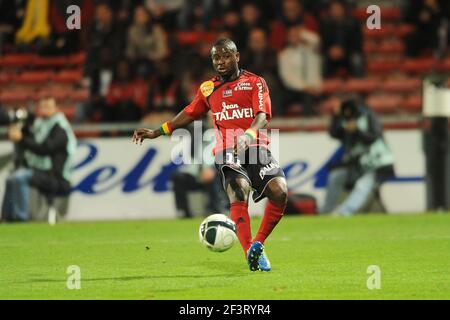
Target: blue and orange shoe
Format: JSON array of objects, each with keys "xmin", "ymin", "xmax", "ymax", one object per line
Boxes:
[
  {"xmin": 247, "ymin": 241, "xmax": 263, "ymax": 271},
  {"xmin": 247, "ymin": 241, "xmax": 271, "ymax": 272},
  {"xmin": 258, "ymin": 250, "xmax": 272, "ymax": 272}
]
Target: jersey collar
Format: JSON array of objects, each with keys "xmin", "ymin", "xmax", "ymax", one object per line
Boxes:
[{"xmin": 219, "ymin": 69, "xmax": 243, "ymax": 84}]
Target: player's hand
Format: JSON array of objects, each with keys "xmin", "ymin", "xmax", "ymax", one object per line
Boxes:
[
  {"xmin": 235, "ymin": 134, "xmax": 252, "ymax": 155},
  {"xmin": 132, "ymin": 128, "xmax": 159, "ymax": 145}
]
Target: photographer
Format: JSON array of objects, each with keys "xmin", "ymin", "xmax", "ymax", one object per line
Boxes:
[
  {"xmin": 1, "ymin": 97, "xmax": 77, "ymax": 222},
  {"xmin": 321, "ymin": 96, "xmax": 395, "ymax": 216}
]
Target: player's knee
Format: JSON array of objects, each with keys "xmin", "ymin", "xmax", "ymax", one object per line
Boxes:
[
  {"xmin": 226, "ymin": 178, "xmax": 251, "ymax": 202},
  {"xmin": 268, "ymin": 180, "xmax": 288, "ymax": 205}
]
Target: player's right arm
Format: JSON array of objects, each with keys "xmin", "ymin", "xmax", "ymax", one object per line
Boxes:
[
  {"xmin": 132, "ymin": 84, "xmax": 210, "ymax": 145},
  {"xmin": 132, "ymin": 110, "xmax": 195, "ymax": 144}
]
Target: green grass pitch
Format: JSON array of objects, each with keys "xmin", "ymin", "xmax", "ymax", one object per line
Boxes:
[{"xmin": 0, "ymin": 213, "xmax": 449, "ymax": 300}]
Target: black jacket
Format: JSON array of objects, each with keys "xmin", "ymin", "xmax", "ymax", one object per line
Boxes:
[
  {"xmin": 329, "ymin": 106, "xmax": 395, "ymax": 182},
  {"xmin": 19, "ymin": 124, "xmax": 71, "ymax": 195},
  {"xmin": 329, "ymin": 106, "xmax": 382, "ymax": 151}
]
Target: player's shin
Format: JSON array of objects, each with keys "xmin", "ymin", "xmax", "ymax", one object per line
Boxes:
[
  {"xmin": 229, "ymin": 201, "xmax": 252, "ymax": 253},
  {"xmin": 254, "ymin": 200, "xmax": 286, "ymax": 244}
]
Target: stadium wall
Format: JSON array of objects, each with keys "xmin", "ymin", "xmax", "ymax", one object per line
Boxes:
[{"xmin": 0, "ymin": 130, "xmax": 425, "ymax": 220}]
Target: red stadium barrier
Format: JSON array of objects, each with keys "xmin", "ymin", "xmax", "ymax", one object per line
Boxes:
[
  {"xmin": 15, "ymin": 71, "xmax": 55, "ymax": 85},
  {"xmin": 381, "ymin": 78, "xmax": 421, "ymax": 94},
  {"xmin": 54, "ymin": 69, "xmax": 83, "ymax": 84},
  {"xmin": 367, "ymin": 94, "xmax": 402, "ymax": 114}
]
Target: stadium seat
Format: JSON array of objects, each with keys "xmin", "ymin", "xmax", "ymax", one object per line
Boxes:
[
  {"xmin": 15, "ymin": 71, "xmax": 55, "ymax": 85},
  {"xmin": 54, "ymin": 69, "xmax": 83, "ymax": 83},
  {"xmin": 363, "ymin": 41, "xmax": 378, "ymax": 54},
  {"xmin": 353, "ymin": 7, "xmax": 400, "ymax": 22},
  {"xmin": 381, "ymin": 7, "xmax": 402, "ymax": 21},
  {"xmin": 319, "ymin": 97, "xmax": 339, "ymax": 114},
  {"xmin": 176, "ymin": 31, "xmax": 218, "ymax": 46},
  {"xmin": 367, "ymin": 94, "xmax": 402, "ymax": 114},
  {"xmin": 33, "ymin": 56, "xmax": 68, "ymax": 68},
  {"xmin": 59, "ymin": 105, "xmax": 77, "ymax": 120},
  {"xmin": 400, "ymin": 95, "xmax": 422, "ymax": 113},
  {"xmin": 363, "ymin": 24, "xmax": 394, "ymax": 39},
  {"xmin": 285, "ymin": 104, "xmax": 303, "ymax": 117},
  {"xmin": 367, "ymin": 60, "xmax": 399, "ymax": 74},
  {"xmin": 0, "ymin": 72, "xmax": 14, "ymax": 85},
  {"xmin": 67, "ymin": 52, "xmax": 86, "ymax": 66},
  {"xmin": 401, "ymin": 58, "xmax": 436, "ymax": 74},
  {"xmin": 378, "ymin": 41, "xmax": 404, "ymax": 55},
  {"xmin": 176, "ymin": 31, "xmax": 201, "ymax": 45},
  {"xmin": 352, "ymin": 7, "xmax": 368, "ymax": 21},
  {"xmin": 321, "ymin": 78, "xmax": 343, "ymax": 95},
  {"xmin": 0, "ymin": 54, "xmax": 36, "ymax": 68},
  {"xmin": 395, "ymin": 24, "xmax": 415, "ymax": 38},
  {"xmin": 37, "ymin": 88, "xmax": 70, "ymax": 101},
  {"xmin": 343, "ymin": 78, "xmax": 378, "ymax": 93},
  {"xmin": 439, "ymin": 58, "xmax": 450, "ymax": 73},
  {"xmin": 381, "ymin": 78, "xmax": 421, "ymax": 94},
  {"xmin": 68, "ymin": 89, "xmax": 89, "ymax": 102},
  {"xmin": 0, "ymin": 89, "xmax": 34, "ymax": 104}
]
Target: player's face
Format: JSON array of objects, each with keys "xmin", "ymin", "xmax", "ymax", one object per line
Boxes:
[{"xmin": 211, "ymin": 45, "xmax": 240, "ymax": 77}]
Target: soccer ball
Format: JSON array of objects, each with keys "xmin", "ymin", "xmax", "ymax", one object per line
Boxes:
[{"xmin": 199, "ymin": 214, "xmax": 237, "ymax": 252}]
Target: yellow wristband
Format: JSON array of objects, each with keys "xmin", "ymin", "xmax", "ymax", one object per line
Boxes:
[{"xmin": 160, "ymin": 122, "xmax": 173, "ymax": 135}]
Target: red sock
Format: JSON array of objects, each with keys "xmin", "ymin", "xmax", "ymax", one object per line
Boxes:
[
  {"xmin": 254, "ymin": 200, "xmax": 286, "ymax": 244},
  {"xmin": 229, "ymin": 201, "xmax": 252, "ymax": 253}
]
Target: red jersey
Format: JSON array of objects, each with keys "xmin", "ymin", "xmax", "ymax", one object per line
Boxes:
[{"xmin": 183, "ymin": 70, "xmax": 272, "ymax": 155}]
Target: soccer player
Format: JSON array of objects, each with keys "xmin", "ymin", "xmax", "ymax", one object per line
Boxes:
[{"xmin": 132, "ymin": 39, "xmax": 288, "ymax": 272}]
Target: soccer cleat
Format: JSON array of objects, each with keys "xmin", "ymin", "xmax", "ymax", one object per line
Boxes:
[
  {"xmin": 246, "ymin": 241, "xmax": 264, "ymax": 271},
  {"xmin": 258, "ymin": 250, "xmax": 272, "ymax": 272}
]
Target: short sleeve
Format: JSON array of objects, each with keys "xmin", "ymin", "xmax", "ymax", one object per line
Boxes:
[
  {"xmin": 182, "ymin": 88, "xmax": 210, "ymax": 120},
  {"xmin": 252, "ymin": 77, "xmax": 272, "ymax": 120}
]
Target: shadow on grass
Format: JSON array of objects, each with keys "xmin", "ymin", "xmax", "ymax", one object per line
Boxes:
[
  {"xmin": 201, "ymin": 259, "xmax": 249, "ymax": 274},
  {"xmin": 26, "ymin": 272, "xmax": 248, "ymax": 284},
  {"xmin": 15, "ymin": 258, "xmax": 250, "ymax": 285}
]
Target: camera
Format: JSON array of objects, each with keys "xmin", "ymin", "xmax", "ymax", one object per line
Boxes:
[{"xmin": 0, "ymin": 107, "xmax": 34, "ymax": 127}]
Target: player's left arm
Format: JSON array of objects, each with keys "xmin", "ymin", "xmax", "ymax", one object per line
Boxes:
[
  {"xmin": 248, "ymin": 112, "xmax": 269, "ymax": 132},
  {"xmin": 236, "ymin": 112, "xmax": 269, "ymax": 154},
  {"xmin": 236, "ymin": 77, "xmax": 272, "ymax": 153}
]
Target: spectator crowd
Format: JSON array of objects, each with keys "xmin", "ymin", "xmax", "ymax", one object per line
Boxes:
[{"xmin": 0, "ymin": 0, "xmax": 448, "ymax": 122}]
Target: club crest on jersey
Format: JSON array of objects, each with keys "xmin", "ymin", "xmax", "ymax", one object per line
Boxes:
[
  {"xmin": 200, "ymin": 80, "xmax": 215, "ymax": 97},
  {"xmin": 223, "ymin": 89, "xmax": 232, "ymax": 97}
]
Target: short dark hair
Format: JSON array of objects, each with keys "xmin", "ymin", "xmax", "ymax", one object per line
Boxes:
[
  {"xmin": 340, "ymin": 96, "xmax": 361, "ymax": 119},
  {"xmin": 212, "ymin": 38, "xmax": 238, "ymax": 52}
]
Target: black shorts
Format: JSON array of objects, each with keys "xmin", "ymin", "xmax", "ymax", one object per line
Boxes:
[{"xmin": 214, "ymin": 147, "xmax": 285, "ymax": 203}]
